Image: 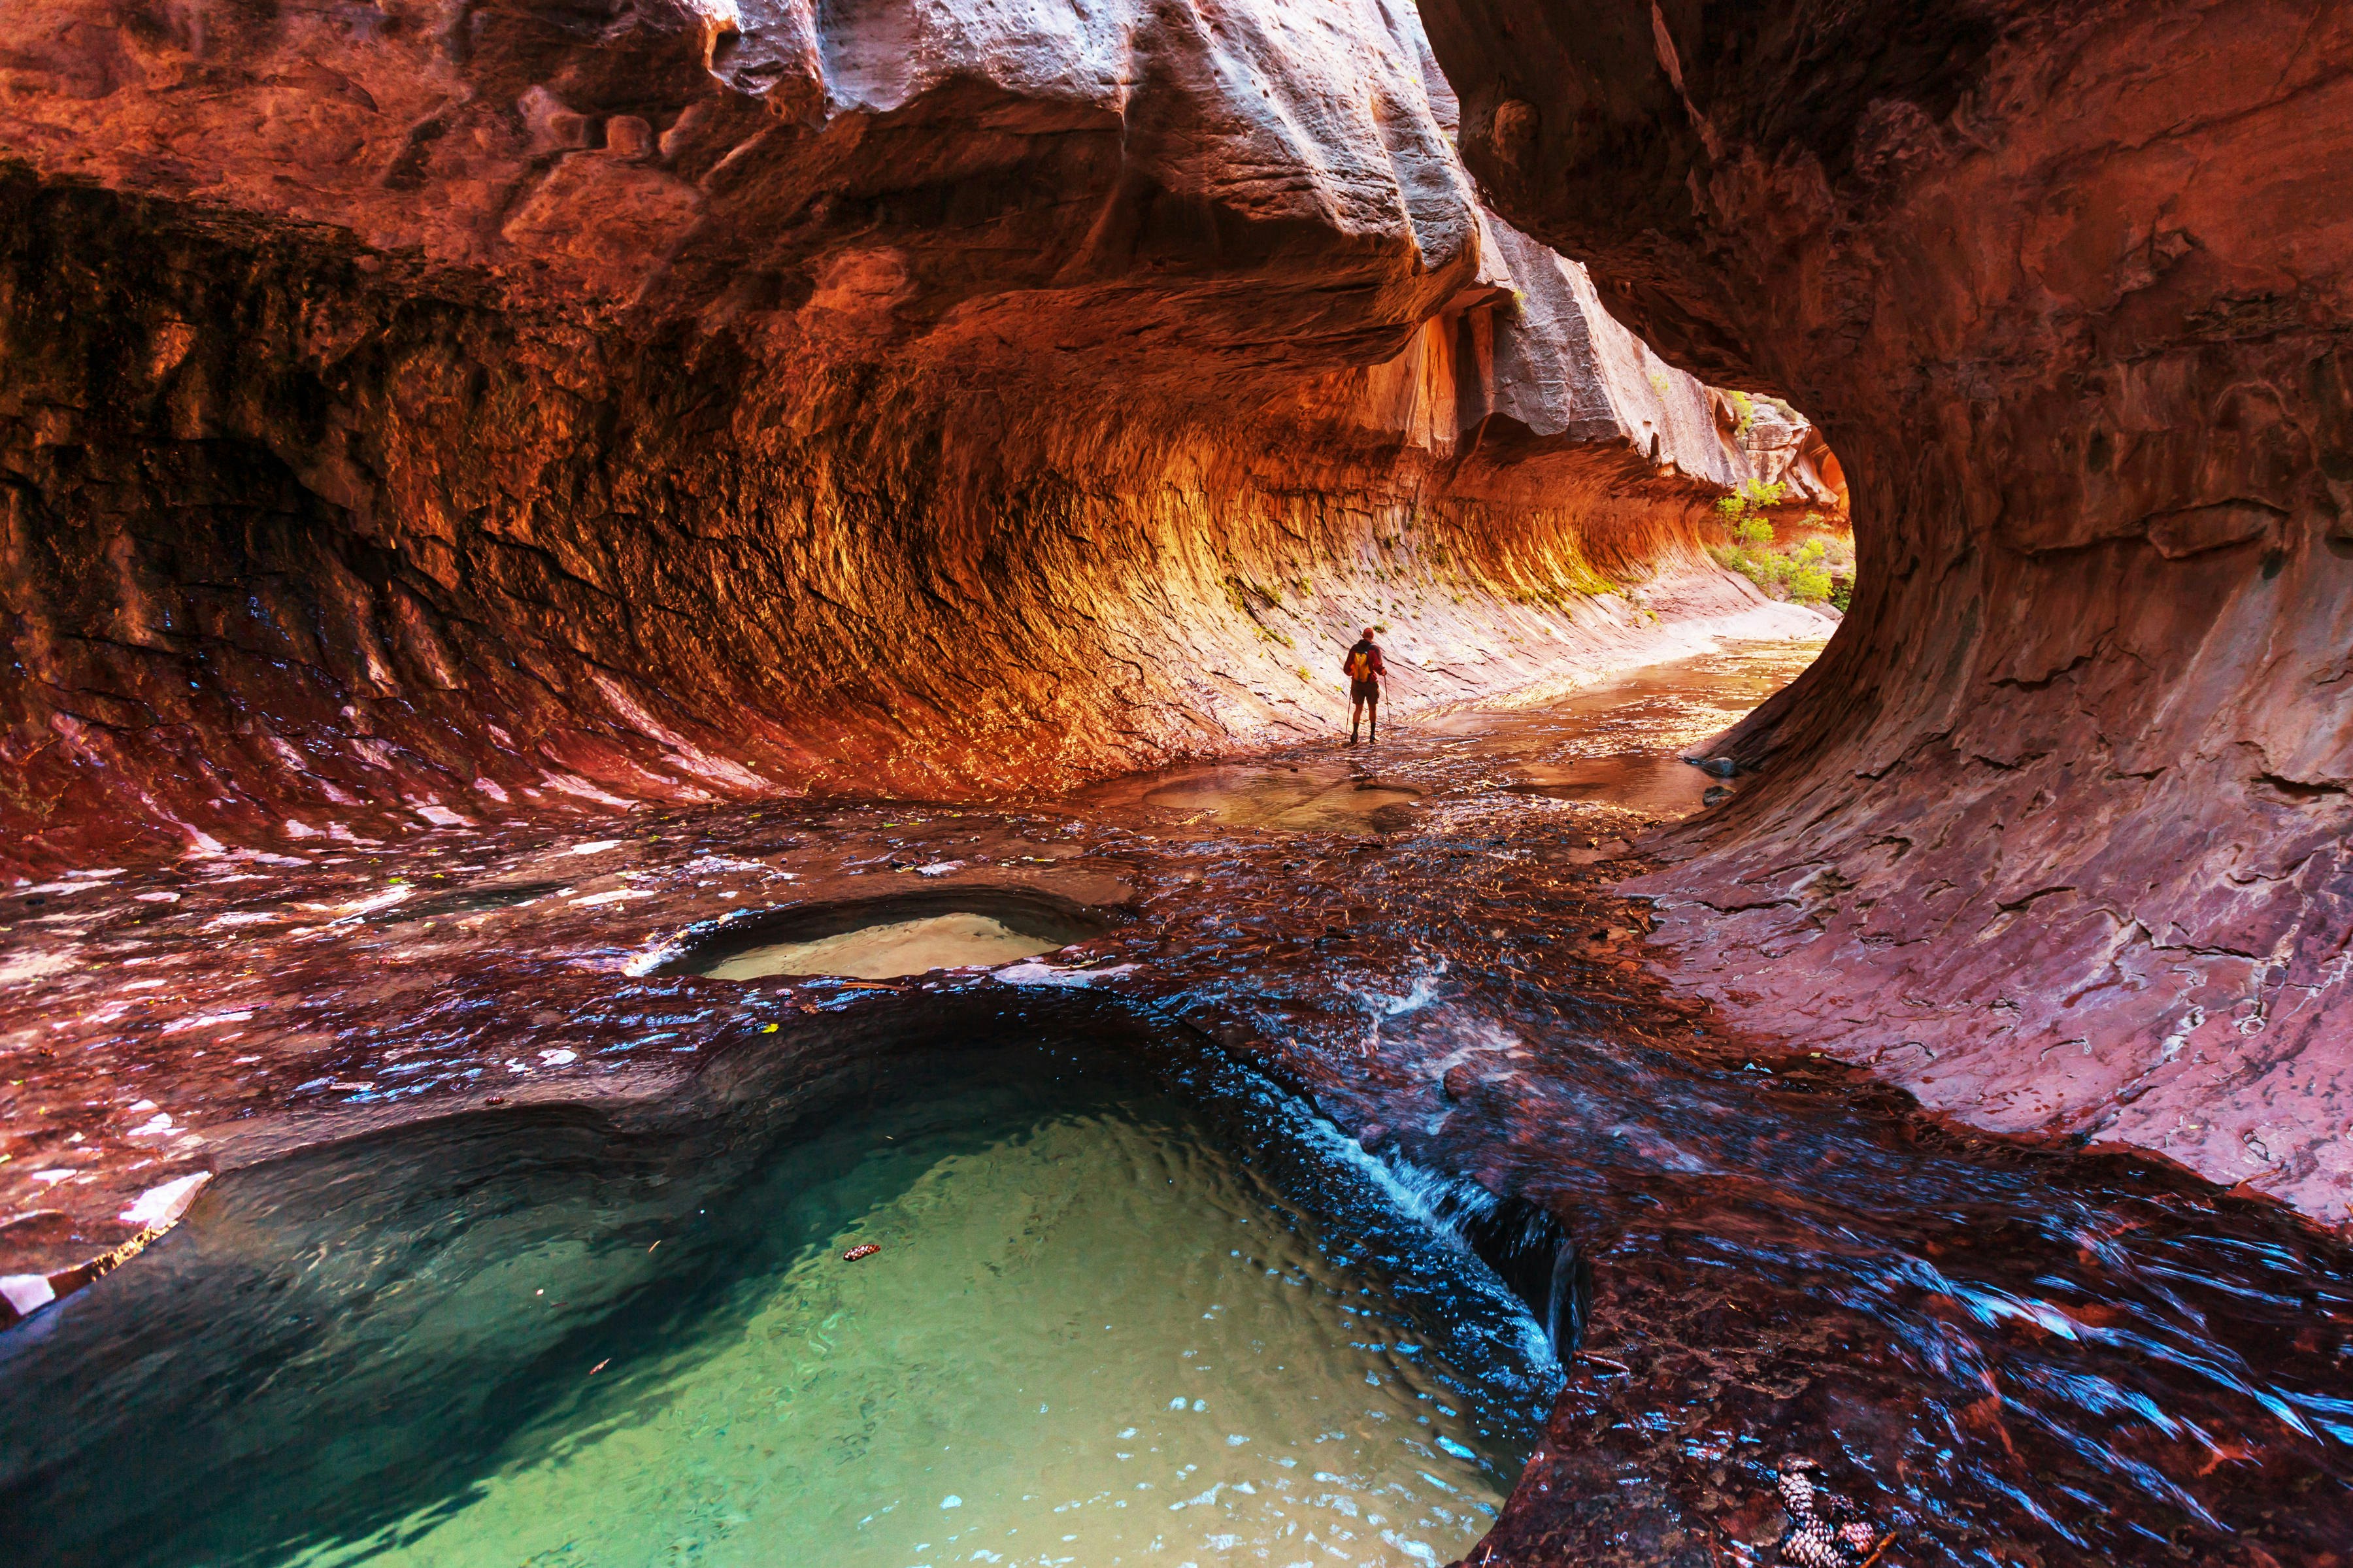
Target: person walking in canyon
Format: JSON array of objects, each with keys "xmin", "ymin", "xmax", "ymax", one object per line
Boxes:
[{"xmin": 1343, "ymin": 626, "xmax": 1386, "ymax": 744}]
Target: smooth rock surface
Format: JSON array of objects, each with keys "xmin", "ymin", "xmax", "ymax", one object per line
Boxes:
[
  {"xmin": 0, "ymin": 4, "xmax": 1819, "ymax": 873},
  {"xmin": 5, "ymin": 648, "xmax": 2346, "ymax": 1568},
  {"xmin": 1420, "ymin": 0, "xmax": 2353, "ymax": 1223}
]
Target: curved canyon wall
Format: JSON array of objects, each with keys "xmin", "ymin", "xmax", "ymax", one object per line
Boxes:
[
  {"xmin": 0, "ymin": 1, "xmax": 1819, "ymax": 876},
  {"xmin": 1419, "ymin": 0, "xmax": 2353, "ymax": 1218}
]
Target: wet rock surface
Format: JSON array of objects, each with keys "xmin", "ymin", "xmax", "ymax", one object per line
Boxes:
[
  {"xmin": 0, "ymin": 2, "xmax": 1826, "ymax": 871},
  {"xmin": 1418, "ymin": 0, "xmax": 2353, "ymax": 1220},
  {"xmin": 3, "ymin": 1009, "xmax": 1560, "ymax": 1568},
  {"xmin": 7, "ymin": 641, "xmax": 2349, "ymax": 1565},
  {"xmin": 5, "ymin": 0, "xmax": 2350, "ymax": 1558}
]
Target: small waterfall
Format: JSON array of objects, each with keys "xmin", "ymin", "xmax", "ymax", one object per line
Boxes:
[
  {"xmin": 1296, "ymin": 1116, "xmax": 1588, "ymax": 1357},
  {"xmin": 1454, "ymin": 1193, "xmax": 1590, "ymax": 1356}
]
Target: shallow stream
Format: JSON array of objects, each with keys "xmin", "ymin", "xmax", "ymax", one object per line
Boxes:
[{"xmin": 4, "ymin": 639, "xmax": 2349, "ymax": 1566}]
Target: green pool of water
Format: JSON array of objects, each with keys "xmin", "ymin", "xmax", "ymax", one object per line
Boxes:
[{"xmin": 3, "ymin": 1025, "xmax": 1557, "ymax": 1568}]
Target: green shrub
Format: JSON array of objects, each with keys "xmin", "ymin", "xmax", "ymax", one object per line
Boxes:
[
  {"xmin": 1712, "ymin": 514, "xmax": 1852, "ymax": 609},
  {"xmin": 1710, "ymin": 543, "xmax": 1758, "ymax": 585},
  {"xmin": 1715, "ymin": 477, "xmax": 1786, "ymax": 521}
]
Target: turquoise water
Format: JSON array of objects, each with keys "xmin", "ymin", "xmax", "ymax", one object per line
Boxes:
[{"xmin": 2, "ymin": 1029, "xmax": 1559, "ymax": 1568}]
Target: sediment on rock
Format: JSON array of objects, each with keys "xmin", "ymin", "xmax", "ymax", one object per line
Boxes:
[{"xmin": 1419, "ymin": 0, "xmax": 2353, "ymax": 1220}]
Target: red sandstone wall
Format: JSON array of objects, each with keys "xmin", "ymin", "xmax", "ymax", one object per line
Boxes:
[
  {"xmin": 0, "ymin": 2, "xmax": 1819, "ymax": 875},
  {"xmin": 1419, "ymin": 0, "xmax": 2353, "ymax": 1220}
]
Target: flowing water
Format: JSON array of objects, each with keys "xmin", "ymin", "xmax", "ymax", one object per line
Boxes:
[
  {"xmin": 7, "ymin": 637, "xmax": 2351, "ymax": 1566},
  {"xmin": 1, "ymin": 1032, "xmax": 1558, "ymax": 1568}
]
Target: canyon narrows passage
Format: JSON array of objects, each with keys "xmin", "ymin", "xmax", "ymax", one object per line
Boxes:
[
  {"xmin": 3, "ymin": 0, "xmax": 2351, "ymax": 1565},
  {"xmin": 7, "ymin": 644, "xmax": 2350, "ymax": 1567}
]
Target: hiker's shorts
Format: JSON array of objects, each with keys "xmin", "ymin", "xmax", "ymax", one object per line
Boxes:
[{"xmin": 1350, "ymin": 678, "xmax": 1380, "ymax": 703}]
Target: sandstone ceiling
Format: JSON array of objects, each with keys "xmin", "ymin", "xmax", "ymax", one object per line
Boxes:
[{"xmin": 1, "ymin": 0, "xmax": 1822, "ymax": 868}]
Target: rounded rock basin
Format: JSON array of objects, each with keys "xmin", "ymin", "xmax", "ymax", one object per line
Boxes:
[
  {"xmin": 0, "ymin": 1008, "xmax": 1559, "ymax": 1568},
  {"xmin": 661, "ymin": 888, "xmax": 1120, "ymax": 980}
]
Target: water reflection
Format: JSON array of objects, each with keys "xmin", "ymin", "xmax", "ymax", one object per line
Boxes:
[
  {"xmin": 0, "ymin": 1024, "xmax": 1557, "ymax": 1568},
  {"xmin": 1492, "ymin": 756, "xmax": 1714, "ymax": 815},
  {"xmin": 5, "ymin": 637, "xmax": 2349, "ymax": 1564},
  {"xmin": 1141, "ymin": 769, "xmax": 1423, "ymax": 833}
]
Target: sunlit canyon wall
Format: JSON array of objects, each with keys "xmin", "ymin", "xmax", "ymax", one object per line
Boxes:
[{"xmin": 0, "ymin": 1, "xmax": 1830, "ymax": 873}]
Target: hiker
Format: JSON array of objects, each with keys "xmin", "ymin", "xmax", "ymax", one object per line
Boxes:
[{"xmin": 1341, "ymin": 626, "xmax": 1386, "ymax": 744}]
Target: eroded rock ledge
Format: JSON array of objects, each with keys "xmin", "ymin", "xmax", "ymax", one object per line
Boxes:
[
  {"xmin": 0, "ymin": 1, "xmax": 1822, "ymax": 875},
  {"xmin": 1419, "ymin": 0, "xmax": 2353, "ymax": 1220}
]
